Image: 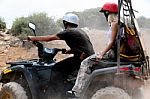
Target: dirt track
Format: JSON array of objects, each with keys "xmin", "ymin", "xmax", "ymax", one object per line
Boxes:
[{"xmin": 0, "ymin": 29, "xmax": 150, "ymax": 99}]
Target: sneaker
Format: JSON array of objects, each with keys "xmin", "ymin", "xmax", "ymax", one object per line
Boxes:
[{"xmin": 66, "ymin": 90, "xmax": 79, "ymax": 98}]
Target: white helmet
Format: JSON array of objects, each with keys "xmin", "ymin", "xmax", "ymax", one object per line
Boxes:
[{"xmin": 63, "ymin": 13, "xmax": 79, "ymax": 26}]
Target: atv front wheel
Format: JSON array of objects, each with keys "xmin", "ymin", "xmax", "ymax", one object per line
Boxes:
[
  {"xmin": 91, "ymin": 87, "xmax": 131, "ymax": 99},
  {"xmin": 0, "ymin": 82, "xmax": 28, "ymax": 99}
]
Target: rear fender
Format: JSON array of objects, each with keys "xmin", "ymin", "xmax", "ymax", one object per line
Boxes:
[{"xmin": 81, "ymin": 65, "xmax": 144, "ymax": 99}]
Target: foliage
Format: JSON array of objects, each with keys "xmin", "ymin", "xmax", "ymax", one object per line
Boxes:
[
  {"xmin": 56, "ymin": 18, "xmax": 63, "ymax": 30},
  {"xmin": 11, "ymin": 17, "xmax": 30, "ymax": 37},
  {"xmin": 8, "ymin": 8, "xmax": 150, "ymax": 38},
  {"xmin": 28, "ymin": 13, "xmax": 60, "ymax": 36},
  {"xmin": 11, "ymin": 13, "xmax": 61, "ymax": 38},
  {"xmin": 73, "ymin": 8, "xmax": 150, "ymax": 29},
  {"xmin": 136, "ymin": 16, "xmax": 147, "ymax": 28},
  {"xmin": 71, "ymin": 8, "xmax": 108, "ymax": 30},
  {"xmin": 0, "ymin": 17, "xmax": 6, "ymax": 31},
  {"xmin": 136, "ymin": 16, "xmax": 150, "ymax": 28}
]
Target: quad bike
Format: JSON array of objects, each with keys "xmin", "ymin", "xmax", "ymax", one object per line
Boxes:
[
  {"xmin": 0, "ymin": 21, "xmax": 148, "ymax": 99},
  {"xmin": 0, "ymin": 0, "xmax": 150, "ymax": 99},
  {"xmin": 0, "ymin": 22, "xmax": 79, "ymax": 99},
  {"xmin": 79, "ymin": 0, "xmax": 150, "ymax": 99}
]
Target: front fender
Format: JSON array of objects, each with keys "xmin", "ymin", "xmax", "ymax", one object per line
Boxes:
[{"xmin": 0, "ymin": 65, "xmax": 39, "ymax": 99}]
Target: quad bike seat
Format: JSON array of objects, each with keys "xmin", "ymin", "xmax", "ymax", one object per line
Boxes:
[{"xmin": 92, "ymin": 60, "xmax": 142, "ymax": 70}]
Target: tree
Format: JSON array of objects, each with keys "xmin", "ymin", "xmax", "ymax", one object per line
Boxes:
[
  {"xmin": 56, "ymin": 18, "xmax": 63, "ymax": 30},
  {"xmin": 144, "ymin": 18, "xmax": 150, "ymax": 28},
  {"xmin": 28, "ymin": 13, "xmax": 60, "ymax": 36},
  {"xmin": 0, "ymin": 17, "xmax": 6, "ymax": 31},
  {"xmin": 11, "ymin": 12, "xmax": 61, "ymax": 38},
  {"xmin": 11, "ymin": 17, "xmax": 30, "ymax": 37},
  {"xmin": 70, "ymin": 8, "xmax": 108, "ymax": 30},
  {"xmin": 137, "ymin": 16, "xmax": 146, "ymax": 28}
]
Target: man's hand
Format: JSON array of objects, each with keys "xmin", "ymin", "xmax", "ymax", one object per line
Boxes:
[
  {"xmin": 62, "ymin": 49, "xmax": 72, "ymax": 54},
  {"xmin": 90, "ymin": 53, "xmax": 103, "ymax": 62},
  {"xmin": 27, "ymin": 36, "xmax": 32, "ymax": 41},
  {"xmin": 80, "ymin": 52, "xmax": 87, "ymax": 60},
  {"xmin": 96, "ymin": 53, "xmax": 103, "ymax": 60}
]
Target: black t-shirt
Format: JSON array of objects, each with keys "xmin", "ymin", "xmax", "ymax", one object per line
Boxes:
[{"xmin": 57, "ymin": 28, "xmax": 94, "ymax": 56}]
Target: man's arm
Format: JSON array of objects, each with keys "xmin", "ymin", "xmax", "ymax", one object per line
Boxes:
[{"xmin": 28, "ymin": 34, "xmax": 60, "ymax": 41}]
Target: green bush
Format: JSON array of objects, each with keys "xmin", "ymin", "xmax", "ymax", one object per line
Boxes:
[
  {"xmin": 28, "ymin": 12, "xmax": 60, "ymax": 36},
  {"xmin": 0, "ymin": 17, "xmax": 6, "ymax": 31},
  {"xmin": 11, "ymin": 12, "xmax": 61, "ymax": 38},
  {"xmin": 11, "ymin": 17, "xmax": 30, "ymax": 36}
]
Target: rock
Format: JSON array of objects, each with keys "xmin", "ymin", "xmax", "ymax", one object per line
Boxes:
[{"xmin": 0, "ymin": 45, "xmax": 10, "ymax": 54}]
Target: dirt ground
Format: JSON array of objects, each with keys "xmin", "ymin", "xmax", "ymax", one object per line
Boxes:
[{"xmin": 0, "ymin": 28, "xmax": 150, "ymax": 98}]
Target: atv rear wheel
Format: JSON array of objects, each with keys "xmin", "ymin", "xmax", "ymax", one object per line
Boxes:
[
  {"xmin": 0, "ymin": 82, "xmax": 28, "ymax": 99},
  {"xmin": 132, "ymin": 87, "xmax": 144, "ymax": 99},
  {"xmin": 91, "ymin": 87, "xmax": 131, "ymax": 99}
]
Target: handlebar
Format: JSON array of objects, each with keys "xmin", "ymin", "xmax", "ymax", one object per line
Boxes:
[{"xmin": 24, "ymin": 39, "xmax": 67, "ymax": 60}]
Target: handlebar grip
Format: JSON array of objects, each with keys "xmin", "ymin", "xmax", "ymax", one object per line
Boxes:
[{"xmin": 27, "ymin": 37, "xmax": 31, "ymax": 41}]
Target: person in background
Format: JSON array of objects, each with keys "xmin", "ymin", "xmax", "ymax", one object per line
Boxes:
[
  {"xmin": 28, "ymin": 13, "xmax": 95, "ymax": 79},
  {"xmin": 67, "ymin": 2, "xmax": 119, "ymax": 98}
]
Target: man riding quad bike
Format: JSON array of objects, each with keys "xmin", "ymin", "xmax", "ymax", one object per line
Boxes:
[{"xmin": 0, "ymin": 13, "xmax": 95, "ymax": 99}]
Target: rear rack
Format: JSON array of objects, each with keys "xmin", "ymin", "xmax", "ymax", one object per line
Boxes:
[{"xmin": 118, "ymin": 0, "xmax": 150, "ymax": 78}]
